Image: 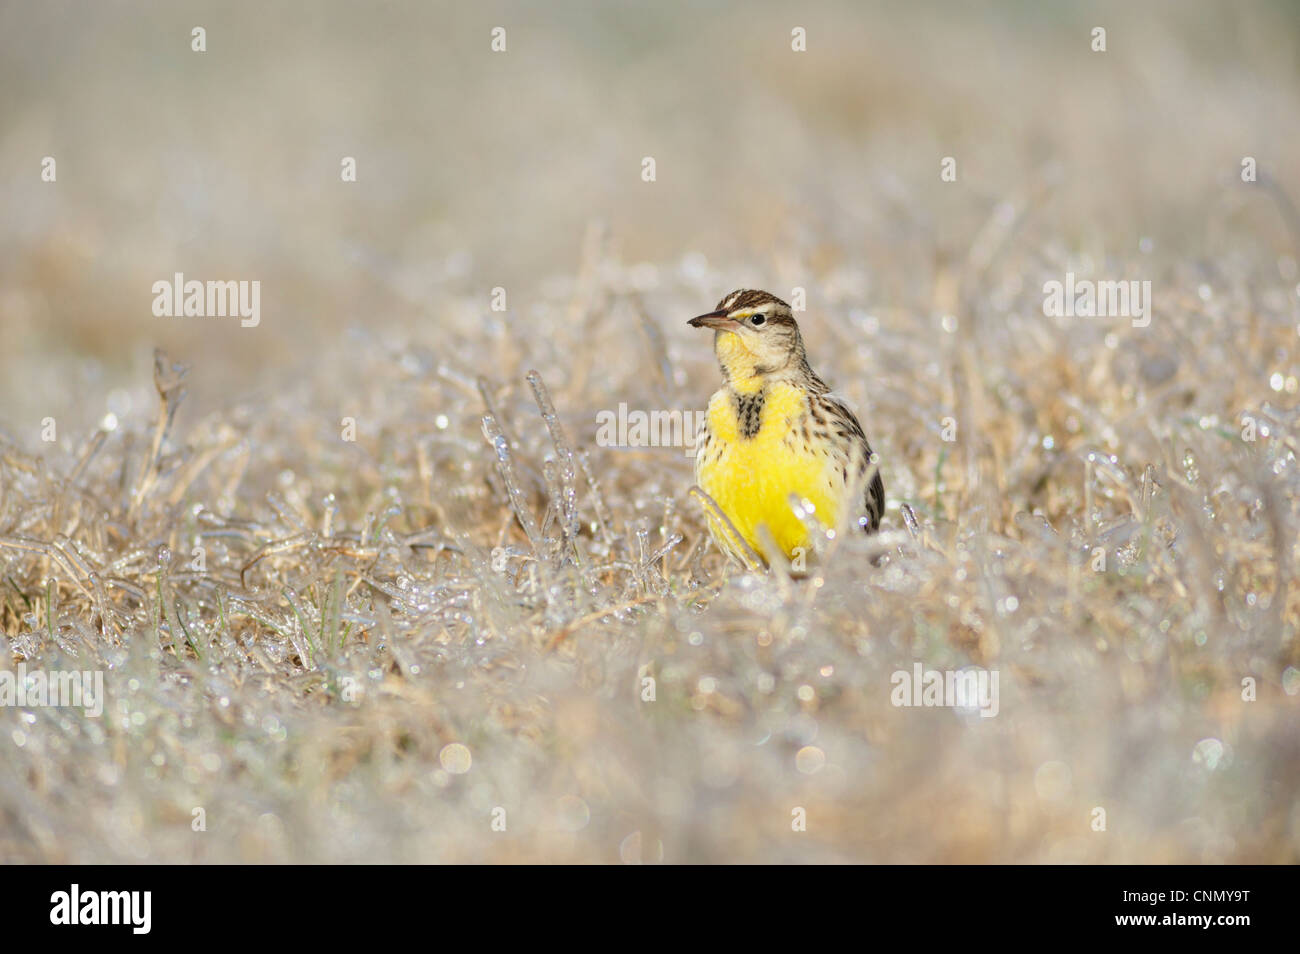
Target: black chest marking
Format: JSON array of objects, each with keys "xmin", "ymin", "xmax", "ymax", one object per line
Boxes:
[{"xmin": 733, "ymin": 390, "xmax": 766, "ymax": 440}]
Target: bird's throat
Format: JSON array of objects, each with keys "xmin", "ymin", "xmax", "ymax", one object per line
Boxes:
[{"xmin": 715, "ymin": 332, "xmax": 766, "ymax": 392}]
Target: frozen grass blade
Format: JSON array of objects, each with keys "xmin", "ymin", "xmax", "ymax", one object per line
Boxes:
[
  {"xmin": 526, "ymin": 370, "xmax": 581, "ymax": 557},
  {"xmin": 128, "ymin": 349, "xmax": 189, "ymax": 522},
  {"xmin": 481, "ymin": 412, "xmax": 540, "ymax": 554}
]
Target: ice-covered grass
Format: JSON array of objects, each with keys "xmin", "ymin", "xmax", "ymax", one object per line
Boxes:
[
  {"xmin": 1, "ymin": 0, "xmax": 1299, "ymax": 863},
  {"xmin": 2, "ymin": 210, "xmax": 1298, "ymax": 862}
]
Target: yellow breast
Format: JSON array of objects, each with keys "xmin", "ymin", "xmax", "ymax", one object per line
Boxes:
[{"xmin": 695, "ymin": 381, "xmax": 844, "ymax": 563}]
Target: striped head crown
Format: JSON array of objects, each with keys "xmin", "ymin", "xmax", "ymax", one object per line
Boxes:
[
  {"xmin": 713, "ymin": 289, "xmax": 793, "ymax": 321},
  {"xmin": 689, "ymin": 289, "xmax": 813, "ymax": 384}
]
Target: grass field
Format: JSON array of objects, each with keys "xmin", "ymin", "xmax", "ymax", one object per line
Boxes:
[{"xmin": 1, "ymin": 0, "xmax": 1298, "ymax": 863}]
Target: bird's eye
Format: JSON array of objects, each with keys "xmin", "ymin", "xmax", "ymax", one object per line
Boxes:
[{"xmin": 750, "ymin": 314, "xmax": 766, "ymax": 326}]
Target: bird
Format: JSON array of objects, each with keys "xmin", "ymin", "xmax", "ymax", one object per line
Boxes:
[{"xmin": 689, "ymin": 289, "xmax": 885, "ymax": 566}]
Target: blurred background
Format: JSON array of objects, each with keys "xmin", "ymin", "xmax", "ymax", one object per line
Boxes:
[
  {"xmin": 1, "ymin": 1, "xmax": 1299, "ymax": 864},
  {"xmin": 3, "ymin": 0, "xmax": 1299, "ymax": 431}
]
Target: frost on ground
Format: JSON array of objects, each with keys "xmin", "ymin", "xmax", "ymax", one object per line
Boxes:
[
  {"xmin": 2, "ymin": 215, "xmax": 1299, "ymax": 862},
  {"xmin": 1, "ymin": 1, "xmax": 1299, "ymax": 863}
]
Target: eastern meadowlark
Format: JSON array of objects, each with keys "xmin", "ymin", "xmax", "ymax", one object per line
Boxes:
[{"xmin": 690, "ymin": 289, "xmax": 885, "ymax": 565}]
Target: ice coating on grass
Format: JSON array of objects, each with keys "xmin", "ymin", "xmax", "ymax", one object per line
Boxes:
[
  {"xmin": 1, "ymin": 5, "xmax": 1299, "ymax": 862},
  {"xmin": 3, "ymin": 279, "xmax": 1295, "ymax": 859},
  {"xmin": 527, "ymin": 371, "xmax": 581, "ymax": 556},
  {"xmin": 481, "ymin": 412, "xmax": 541, "ymax": 554}
]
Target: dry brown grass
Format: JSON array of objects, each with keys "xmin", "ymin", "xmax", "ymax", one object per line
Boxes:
[{"xmin": 1, "ymin": 0, "xmax": 1298, "ymax": 863}]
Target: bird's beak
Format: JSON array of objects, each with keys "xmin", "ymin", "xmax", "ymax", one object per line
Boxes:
[{"xmin": 688, "ymin": 310, "xmax": 739, "ymax": 331}]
